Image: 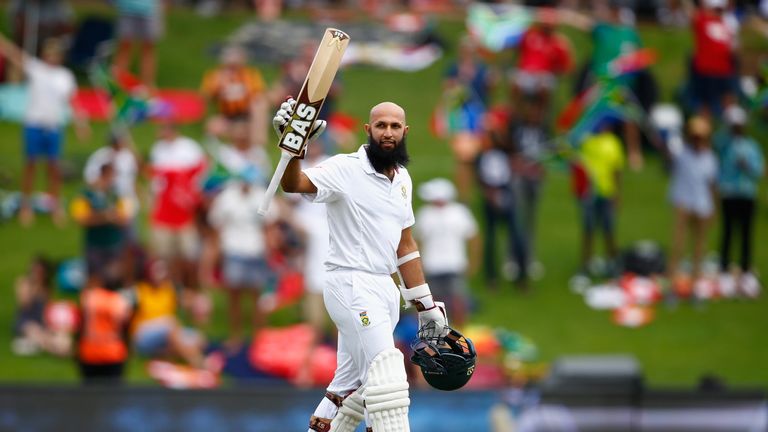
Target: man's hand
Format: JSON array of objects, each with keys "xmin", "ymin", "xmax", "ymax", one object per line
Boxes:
[
  {"xmin": 418, "ymin": 302, "xmax": 449, "ymax": 338},
  {"xmin": 271, "ymin": 97, "xmax": 327, "ymax": 140}
]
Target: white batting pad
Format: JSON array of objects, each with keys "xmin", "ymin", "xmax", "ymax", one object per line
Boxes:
[
  {"xmin": 329, "ymin": 389, "xmax": 364, "ymax": 432},
  {"xmin": 363, "ymin": 349, "xmax": 411, "ymax": 432}
]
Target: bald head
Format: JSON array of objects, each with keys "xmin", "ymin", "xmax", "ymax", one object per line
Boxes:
[{"xmin": 369, "ymin": 102, "xmax": 406, "ymax": 124}]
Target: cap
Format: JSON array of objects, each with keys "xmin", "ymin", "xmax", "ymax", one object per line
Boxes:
[
  {"xmin": 418, "ymin": 178, "xmax": 456, "ymax": 203},
  {"xmin": 703, "ymin": 0, "xmax": 727, "ymax": 9},
  {"xmin": 724, "ymin": 105, "xmax": 747, "ymax": 126},
  {"xmin": 687, "ymin": 116, "xmax": 712, "ymax": 138}
]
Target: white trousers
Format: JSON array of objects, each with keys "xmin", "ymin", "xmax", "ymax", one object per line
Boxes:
[{"xmin": 324, "ymin": 269, "xmax": 401, "ymax": 393}]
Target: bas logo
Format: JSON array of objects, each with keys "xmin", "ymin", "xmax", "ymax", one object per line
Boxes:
[
  {"xmin": 280, "ymin": 102, "xmax": 322, "ymax": 153},
  {"xmin": 359, "ymin": 311, "xmax": 370, "ymax": 327}
]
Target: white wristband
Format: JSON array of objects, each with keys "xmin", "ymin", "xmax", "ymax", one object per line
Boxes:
[
  {"xmin": 397, "ymin": 251, "xmax": 420, "ymax": 267},
  {"xmin": 399, "ymin": 283, "xmax": 432, "ymax": 310}
]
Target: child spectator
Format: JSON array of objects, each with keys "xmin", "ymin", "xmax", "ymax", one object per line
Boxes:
[
  {"xmin": 575, "ymin": 118, "xmax": 625, "ymax": 278},
  {"xmin": 668, "ymin": 116, "xmax": 718, "ymax": 283},
  {"xmin": 415, "ymin": 178, "xmax": 479, "ymax": 328},
  {"xmin": 713, "ymin": 106, "xmax": 765, "ymax": 292},
  {"xmin": 0, "ymin": 34, "xmax": 88, "ymax": 226},
  {"xmin": 208, "ymin": 173, "xmax": 269, "ymax": 349},
  {"xmin": 76, "ymin": 264, "xmax": 134, "ymax": 385},
  {"xmin": 12, "ymin": 255, "xmax": 70, "ymax": 357},
  {"xmin": 70, "ymin": 163, "xmax": 132, "ymax": 279},
  {"xmin": 84, "ymin": 130, "xmax": 140, "ymax": 221},
  {"xmin": 132, "ymin": 258, "xmax": 208, "ymax": 368}
]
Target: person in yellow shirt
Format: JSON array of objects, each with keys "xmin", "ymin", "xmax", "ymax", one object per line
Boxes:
[
  {"xmin": 576, "ymin": 118, "xmax": 625, "ymax": 277},
  {"xmin": 132, "ymin": 258, "xmax": 207, "ymax": 369}
]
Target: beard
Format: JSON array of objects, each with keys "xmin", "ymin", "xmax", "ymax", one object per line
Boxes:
[{"xmin": 366, "ymin": 133, "xmax": 410, "ymax": 173}]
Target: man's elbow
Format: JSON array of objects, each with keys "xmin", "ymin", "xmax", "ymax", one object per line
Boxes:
[{"xmin": 281, "ymin": 178, "xmax": 299, "ymax": 193}]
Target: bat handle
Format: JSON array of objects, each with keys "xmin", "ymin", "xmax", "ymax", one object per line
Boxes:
[{"xmin": 258, "ymin": 151, "xmax": 293, "ymax": 217}]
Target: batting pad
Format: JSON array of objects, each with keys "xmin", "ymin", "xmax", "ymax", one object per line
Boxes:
[
  {"xmin": 329, "ymin": 389, "xmax": 365, "ymax": 432},
  {"xmin": 363, "ymin": 349, "xmax": 411, "ymax": 432}
]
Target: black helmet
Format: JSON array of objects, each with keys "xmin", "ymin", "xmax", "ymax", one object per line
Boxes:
[{"xmin": 410, "ymin": 323, "xmax": 477, "ymax": 391}]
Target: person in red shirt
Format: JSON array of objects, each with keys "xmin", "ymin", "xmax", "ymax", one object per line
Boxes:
[
  {"xmin": 511, "ymin": 8, "xmax": 574, "ymax": 108},
  {"xmin": 148, "ymin": 121, "xmax": 208, "ymax": 323},
  {"xmin": 689, "ymin": 0, "xmax": 738, "ymax": 116}
]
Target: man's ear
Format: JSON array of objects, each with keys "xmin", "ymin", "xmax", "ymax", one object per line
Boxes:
[{"xmin": 364, "ymin": 123, "xmax": 371, "ymax": 134}]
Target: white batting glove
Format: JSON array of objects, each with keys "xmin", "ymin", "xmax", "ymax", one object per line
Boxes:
[
  {"xmin": 272, "ymin": 97, "xmax": 327, "ymax": 140},
  {"xmin": 400, "ymin": 284, "xmax": 449, "ymax": 338}
]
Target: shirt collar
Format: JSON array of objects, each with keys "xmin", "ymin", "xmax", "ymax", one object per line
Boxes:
[{"xmin": 357, "ymin": 144, "xmax": 402, "ymax": 180}]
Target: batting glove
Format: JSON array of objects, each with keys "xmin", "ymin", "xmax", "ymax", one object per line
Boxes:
[
  {"xmin": 272, "ymin": 97, "xmax": 327, "ymax": 140},
  {"xmin": 400, "ymin": 283, "xmax": 449, "ymax": 338}
]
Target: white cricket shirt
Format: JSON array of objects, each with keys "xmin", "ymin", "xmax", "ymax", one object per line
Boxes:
[{"xmin": 302, "ymin": 145, "xmax": 415, "ymax": 275}]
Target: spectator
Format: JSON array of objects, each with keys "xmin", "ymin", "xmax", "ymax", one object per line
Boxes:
[
  {"xmin": 76, "ymin": 265, "xmax": 134, "ymax": 385},
  {"xmin": 667, "ymin": 116, "xmax": 718, "ymax": 283},
  {"xmin": 147, "ymin": 121, "xmax": 208, "ymax": 323},
  {"xmin": 687, "ymin": 0, "xmax": 739, "ymax": 117},
  {"xmin": 6, "ymin": 0, "xmax": 74, "ymax": 69},
  {"xmin": 510, "ymin": 8, "xmax": 574, "ymax": 109},
  {"xmin": 0, "ymin": 34, "xmax": 88, "ymax": 226},
  {"xmin": 70, "ymin": 163, "xmax": 132, "ymax": 279},
  {"xmin": 567, "ymin": 0, "xmax": 646, "ymax": 170},
  {"xmin": 84, "ymin": 130, "xmax": 141, "ymax": 222},
  {"xmin": 132, "ymin": 258, "xmax": 209, "ymax": 368},
  {"xmin": 208, "ymin": 172, "xmax": 270, "ymax": 349},
  {"xmin": 112, "ymin": 0, "xmax": 168, "ymax": 88},
  {"xmin": 509, "ymin": 99, "xmax": 552, "ymax": 280},
  {"xmin": 441, "ymin": 36, "xmax": 495, "ymax": 202},
  {"xmin": 12, "ymin": 255, "xmax": 70, "ymax": 357},
  {"xmin": 200, "ymin": 44, "xmax": 268, "ymax": 148},
  {"xmin": 713, "ymin": 106, "xmax": 765, "ymax": 292},
  {"xmin": 476, "ymin": 109, "xmax": 528, "ymax": 291},
  {"xmin": 415, "ymin": 178, "xmax": 479, "ymax": 328},
  {"xmin": 574, "ymin": 118, "xmax": 625, "ymax": 278}
]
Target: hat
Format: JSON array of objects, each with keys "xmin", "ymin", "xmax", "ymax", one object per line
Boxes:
[
  {"xmin": 418, "ymin": 178, "xmax": 456, "ymax": 203},
  {"xmin": 687, "ymin": 116, "xmax": 712, "ymax": 138},
  {"xmin": 703, "ymin": 0, "xmax": 727, "ymax": 9},
  {"xmin": 724, "ymin": 105, "xmax": 747, "ymax": 126}
]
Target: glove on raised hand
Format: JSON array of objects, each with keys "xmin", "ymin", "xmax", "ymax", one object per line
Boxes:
[{"xmin": 272, "ymin": 97, "xmax": 327, "ymax": 140}]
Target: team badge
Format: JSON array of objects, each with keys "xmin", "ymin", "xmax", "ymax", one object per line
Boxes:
[
  {"xmin": 401, "ymin": 185, "xmax": 407, "ymax": 200},
  {"xmin": 359, "ymin": 311, "xmax": 370, "ymax": 327}
]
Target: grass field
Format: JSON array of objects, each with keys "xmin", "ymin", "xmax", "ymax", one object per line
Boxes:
[{"xmin": 0, "ymin": 4, "xmax": 767, "ymax": 388}]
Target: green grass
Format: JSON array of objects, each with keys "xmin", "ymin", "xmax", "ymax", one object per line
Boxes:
[{"xmin": 0, "ymin": 5, "xmax": 767, "ymax": 388}]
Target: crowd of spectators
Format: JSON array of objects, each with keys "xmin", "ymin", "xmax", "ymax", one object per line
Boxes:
[{"xmin": 3, "ymin": 0, "xmax": 766, "ymax": 386}]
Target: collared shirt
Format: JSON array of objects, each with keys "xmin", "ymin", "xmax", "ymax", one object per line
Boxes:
[{"xmin": 302, "ymin": 145, "xmax": 415, "ymax": 275}]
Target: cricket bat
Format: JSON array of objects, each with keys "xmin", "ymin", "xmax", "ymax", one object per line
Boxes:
[{"xmin": 258, "ymin": 28, "xmax": 350, "ymax": 216}]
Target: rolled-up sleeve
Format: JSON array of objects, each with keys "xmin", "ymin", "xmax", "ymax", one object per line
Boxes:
[{"xmin": 302, "ymin": 155, "xmax": 347, "ymax": 203}]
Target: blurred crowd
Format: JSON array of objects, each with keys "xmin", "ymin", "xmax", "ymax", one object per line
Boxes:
[{"xmin": 3, "ymin": 0, "xmax": 767, "ymax": 387}]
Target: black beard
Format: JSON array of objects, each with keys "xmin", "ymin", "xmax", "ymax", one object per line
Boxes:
[{"xmin": 366, "ymin": 133, "xmax": 410, "ymax": 173}]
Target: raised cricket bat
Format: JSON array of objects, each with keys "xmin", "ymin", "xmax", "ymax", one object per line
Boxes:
[{"xmin": 258, "ymin": 28, "xmax": 350, "ymax": 216}]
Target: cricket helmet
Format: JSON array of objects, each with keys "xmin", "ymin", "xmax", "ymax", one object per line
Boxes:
[{"xmin": 410, "ymin": 323, "xmax": 477, "ymax": 391}]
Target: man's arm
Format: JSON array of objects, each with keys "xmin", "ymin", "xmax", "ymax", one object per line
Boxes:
[
  {"xmin": 280, "ymin": 158, "xmax": 317, "ymax": 193},
  {"xmin": 397, "ymin": 227, "xmax": 448, "ymax": 336},
  {"xmin": 397, "ymin": 227, "xmax": 426, "ymax": 289},
  {"xmin": 0, "ymin": 32, "xmax": 26, "ymax": 70}
]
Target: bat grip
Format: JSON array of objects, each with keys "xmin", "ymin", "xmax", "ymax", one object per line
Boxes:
[{"xmin": 258, "ymin": 151, "xmax": 293, "ymax": 217}]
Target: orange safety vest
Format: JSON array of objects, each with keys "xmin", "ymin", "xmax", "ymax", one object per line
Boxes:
[{"xmin": 78, "ymin": 287, "xmax": 132, "ymax": 364}]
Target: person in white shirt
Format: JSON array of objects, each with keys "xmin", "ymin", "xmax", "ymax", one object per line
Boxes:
[
  {"xmin": 668, "ymin": 115, "xmax": 718, "ymax": 283},
  {"xmin": 84, "ymin": 130, "xmax": 140, "ymax": 218},
  {"xmin": 276, "ymin": 100, "xmax": 447, "ymax": 432},
  {"xmin": 415, "ymin": 178, "xmax": 479, "ymax": 329},
  {"xmin": 0, "ymin": 34, "xmax": 88, "ymax": 226},
  {"xmin": 208, "ymin": 173, "xmax": 270, "ymax": 348}
]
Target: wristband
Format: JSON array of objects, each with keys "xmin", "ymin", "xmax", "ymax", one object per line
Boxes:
[
  {"xmin": 399, "ymin": 283, "xmax": 432, "ymax": 310},
  {"xmin": 397, "ymin": 251, "xmax": 420, "ymax": 267}
]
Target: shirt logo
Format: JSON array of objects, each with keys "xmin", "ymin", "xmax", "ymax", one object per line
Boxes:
[
  {"xmin": 359, "ymin": 311, "xmax": 370, "ymax": 327},
  {"xmin": 401, "ymin": 185, "xmax": 407, "ymax": 200}
]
